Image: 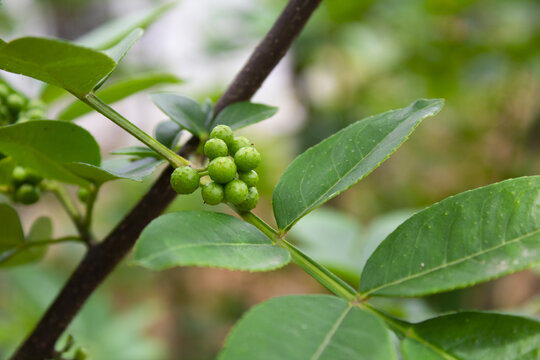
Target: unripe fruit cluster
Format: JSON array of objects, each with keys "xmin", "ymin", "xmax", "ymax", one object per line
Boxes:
[
  {"xmin": 0, "ymin": 84, "xmax": 46, "ymax": 126},
  {"xmin": 169, "ymin": 125, "xmax": 261, "ymax": 211},
  {"xmin": 11, "ymin": 166, "xmax": 43, "ymax": 205}
]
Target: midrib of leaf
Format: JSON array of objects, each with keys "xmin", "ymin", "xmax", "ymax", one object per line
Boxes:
[
  {"xmin": 285, "ymin": 108, "xmax": 422, "ymax": 231},
  {"xmin": 139, "ymin": 242, "xmax": 272, "ymax": 262},
  {"xmin": 363, "ymin": 227, "xmax": 540, "ymax": 296},
  {"xmin": 310, "ymin": 305, "xmax": 352, "ymax": 360}
]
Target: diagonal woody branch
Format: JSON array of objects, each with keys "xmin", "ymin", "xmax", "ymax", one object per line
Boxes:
[{"xmin": 10, "ymin": 0, "xmax": 321, "ymax": 358}]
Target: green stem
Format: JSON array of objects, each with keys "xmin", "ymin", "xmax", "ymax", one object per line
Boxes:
[
  {"xmin": 47, "ymin": 183, "xmax": 93, "ymax": 244},
  {"xmin": 82, "ymin": 185, "xmax": 98, "ymax": 230},
  {"xmin": 359, "ymin": 303, "xmax": 457, "ymax": 360},
  {"xmin": 83, "ymin": 94, "xmax": 189, "ymax": 168},
  {"xmin": 237, "ymin": 210, "xmax": 358, "ymax": 301},
  {"xmin": 0, "ymin": 237, "xmax": 82, "ymax": 265}
]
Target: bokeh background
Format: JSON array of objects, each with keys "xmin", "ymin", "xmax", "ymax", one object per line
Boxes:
[{"xmin": 1, "ymin": 0, "xmax": 540, "ymax": 359}]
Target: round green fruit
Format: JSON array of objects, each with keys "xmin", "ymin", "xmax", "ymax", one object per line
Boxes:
[
  {"xmin": 26, "ymin": 108, "xmax": 46, "ymax": 120},
  {"xmin": 204, "ymin": 138, "xmax": 228, "ymax": 159},
  {"xmin": 6, "ymin": 93, "xmax": 26, "ymax": 112},
  {"xmin": 78, "ymin": 187, "xmax": 91, "ymax": 202},
  {"xmin": 12, "ymin": 166, "xmax": 27, "ymax": 185},
  {"xmin": 15, "ymin": 184, "xmax": 40, "ymax": 205},
  {"xmin": 170, "ymin": 166, "xmax": 200, "ymax": 194},
  {"xmin": 239, "ymin": 170, "xmax": 259, "ymax": 187},
  {"xmin": 209, "ymin": 125, "xmax": 234, "ymax": 146},
  {"xmin": 236, "ymin": 186, "xmax": 259, "ymax": 212},
  {"xmin": 201, "ymin": 181, "xmax": 224, "ymax": 205},
  {"xmin": 224, "ymin": 179, "xmax": 248, "ymax": 205},
  {"xmin": 229, "ymin": 136, "xmax": 251, "ymax": 156},
  {"xmin": 208, "ymin": 156, "xmax": 237, "ymax": 184},
  {"xmin": 234, "ymin": 147, "xmax": 261, "ymax": 172}
]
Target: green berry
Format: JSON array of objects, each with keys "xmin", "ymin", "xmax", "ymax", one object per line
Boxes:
[
  {"xmin": 0, "ymin": 84, "xmax": 9, "ymax": 100},
  {"xmin": 25, "ymin": 169, "xmax": 43, "ymax": 185},
  {"xmin": 12, "ymin": 166, "xmax": 28, "ymax": 185},
  {"xmin": 224, "ymin": 179, "xmax": 248, "ymax": 205},
  {"xmin": 239, "ymin": 170, "xmax": 259, "ymax": 187},
  {"xmin": 209, "ymin": 125, "xmax": 234, "ymax": 146},
  {"xmin": 204, "ymin": 138, "xmax": 228, "ymax": 159},
  {"xmin": 27, "ymin": 99, "xmax": 46, "ymax": 110},
  {"xmin": 201, "ymin": 181, "xmax": 224, "ymax": 205},
  {"xmin": 234, "ymin": 147, "xmax": 261, "ymax": 172},
  {"xmin": 26, "ymin": 108, "xmax": 46, "ymax": 120},
  {"xmin": 208, "ymin": 156, "xmax": 237, "ymax": 184},
  {"xmin": 236, "ymin": 187, "xmax": 259, "ymax": 212},
  {"xmin": 229, "ymin": 136, "xmax": 251, "ymax": 156},
  {"xmin": 78, "ymin": 187, "xmax": 91, "ymax": 202},
  {"xmin": 6, "ymin": 93, "xmax": 25, "ymax": 112},
  {"xmin": 15, "ymin": 184, "xmax": 40, "ymax": 205},
  {"xmin": 170, "ymin": 166, "xmax": 200, "ymax": 194}
]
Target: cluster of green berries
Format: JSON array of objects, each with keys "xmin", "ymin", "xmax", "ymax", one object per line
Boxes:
[
  {"xmin": 0, "ymin": 84, "xmax": 46, "ymax": 126},
  {"xmin": 11, "ymin": 166, "xmax": 43, "ymax": 205},
  {"xmin": 170, "ymin": 125, "xmax": 261, "ymax": 212}
]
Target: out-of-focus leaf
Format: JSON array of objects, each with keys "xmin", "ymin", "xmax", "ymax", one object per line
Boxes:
[
  {"xmin": 0, "ymin": 217, "xmax": 52, "ymax": 268},
  {"xmin": 213, "ymin": 102, "xmax": 278, "ymax": 130},
  {"xmin": 134, "ymin": 211, "xmax": 290, "ymax": 271},
  {"xmin": 360, "ymin": 176, "xmax": 540, "ymax": 297},
  {"xmin": 0, "ymin": 121, "xmax": 100, "ymax": 186},
  {"xmin": 0, "ymin": 203, "xmax": 23, "ymax": 253},
  {"xmin": 58, "ymin": 73, "xmax": 181, "ymax": 121},
  {"xmin": 218, "ymin": 295, "xmax": 396, "ymax": 360},
  {"xmin": 76, "ymin": 2, "xmax": 176, "ymax": 50},
  {"xmin": 273, "ymin": 99, "xmax": 444, "ymax": 232}
]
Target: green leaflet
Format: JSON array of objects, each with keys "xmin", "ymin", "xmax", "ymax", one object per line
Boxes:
[
  {"xmin": 219, "ymin": 295, "xmax": 396, "ymax": 360},
  {"xmin": 66, "ymin": 157, "xmax": 165, "ymax": 185},
  {"xmin": 0, "ymin": 30, "xmax": 142, "ymax": 98},
  {"xmin": 213, "ymin": 102, "xmax": 278, "ymax": 129},
  {"xmin": 402, "ymin": 312, "xmax": 540, "ymax": 360},
  {"xmin": 0, "ymin": 121, "xmax": 100, "ymax": 186},
  {"xmin": 360, "ymin": 176, "xmax": 540, "ymax": 297},
  {"xmin": 150, "ymin": 93, "xmax": 207, "ymax": 137},
  {"xmin": 0, "ymin": 37, "xmax": 115, "ymax": 97},
  {"xmin": 272, "ymin": 99, "xmax": 444, "ymax": 232},
  {"xmin": 133, "ymin": 211, "xmax": 290, "ymax": 272}
]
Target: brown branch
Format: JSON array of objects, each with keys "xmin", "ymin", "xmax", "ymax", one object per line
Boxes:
[{"xmin": 10, "ymin": 0, "xmax": 321, "ymax": 359}]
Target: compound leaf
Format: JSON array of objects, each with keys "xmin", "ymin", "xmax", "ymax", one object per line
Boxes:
[
  {"xmin": 218, "ymin": 295, "xmax": 396, "ymax": 360},
  {"xmin": 273, "ymin": 99, "xmax": 444, "ymax": 231},
  {"xmin": 360, "ymin": 176, "xmax": 540, "ymax": 297},
  {"xmin": 134, "ymin": 211, "xmax": 290, "ymax": 271}
]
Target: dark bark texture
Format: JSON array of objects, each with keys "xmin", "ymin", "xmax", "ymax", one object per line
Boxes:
[{"xmin": 10, "ymin": 0, "xmax": 321, "ymax": 358}]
